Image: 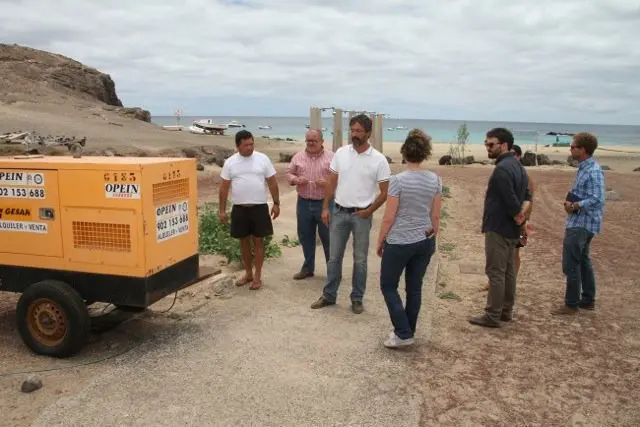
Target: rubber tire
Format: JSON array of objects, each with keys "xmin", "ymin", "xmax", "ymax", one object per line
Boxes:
[{"xmin": 16, "ymin": 279, "xmax": 91, "ymax": 358}]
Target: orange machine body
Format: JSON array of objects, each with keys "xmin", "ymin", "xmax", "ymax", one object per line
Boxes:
[{"xmin": 0, "ymin": 155, "xmax": 200, "ymax": 307}]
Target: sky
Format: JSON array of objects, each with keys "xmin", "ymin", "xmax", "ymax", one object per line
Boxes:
[{"xmin": 1, "ymin": 0, "xmax": 639, "ymax": 125}]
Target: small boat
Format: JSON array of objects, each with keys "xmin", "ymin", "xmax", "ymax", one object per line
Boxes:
[
  {"xmin": 189, "ymin": 121, "xmax": 225, "ymax": 135},
  {"xmin": 226, "ymin": 120, "xmax": 245, "ymax": 128},
  {"xmin": 193, "ymin": 119, "xmax": 228, "ymax": 129},
  {"xmin": 258, "ymin": 125, "xmax": 272, "ymax": 130},
  {"xmin": 161, "ymin": 125, "xmax": 183, "ymax": 131}
]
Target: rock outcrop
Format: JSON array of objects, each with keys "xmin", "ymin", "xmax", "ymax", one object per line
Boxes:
[{"xmin": 0, "ymin": 43, "xmax": 123, "ymax": 107}]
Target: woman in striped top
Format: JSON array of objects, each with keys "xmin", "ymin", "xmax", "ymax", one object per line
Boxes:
[{"xmin": 376, "ymin": 129, "xmax": 441, "ymax": 348}]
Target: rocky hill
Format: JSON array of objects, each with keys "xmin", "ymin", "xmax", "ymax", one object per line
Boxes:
[{"xmin": 0, "ymin": 43, "xmax": 125, "ymax": 108}]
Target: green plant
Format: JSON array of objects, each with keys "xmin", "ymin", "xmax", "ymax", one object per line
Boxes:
[
  {"xmin": 198, "ymin": 202, "xmax": 281, "ymax": 264},
  {"xmin": 439, "ymin": 243, "xmax": 456, "ymax": 252},
  {"xmin": 441, "ymin": 207, "xmax": 450, "ymax": 219},
  {"xmin": 280, "ymin": 234, "xmax": 300, "ymax": 247},
  {"xmin": 441, "ymin": 185, "xmax": 451, "ymax": 198},
  {"xmin": 438, "ymin": 291, "xmax": 461, "ymax": 301},
  {"xmin": 457, "ymin": 123, "xmax": 469, "ymax": 160}
]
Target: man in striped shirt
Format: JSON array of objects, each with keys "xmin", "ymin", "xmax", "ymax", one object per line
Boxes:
[
  {"xmin": 286, "ymin": 129, "xmax": 334, "ymax": 280},
  {"xmin": 552, "ymin": 132, "xmax": 605, "ymax": 315}
]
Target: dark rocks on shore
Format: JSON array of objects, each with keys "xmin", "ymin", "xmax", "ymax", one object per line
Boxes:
[
  {"xmin": 522, "ymin": 152, "xmax": 552, "ymax": 166},
  {"xmin": 633, "ymin": 167, "xmax": 640, "ymax": 172},
  {"xmin": 438, "ymin": 155, "xmax": 474, "ymax": 165}
]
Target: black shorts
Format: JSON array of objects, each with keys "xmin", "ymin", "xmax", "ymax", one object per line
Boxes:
[{"xmin": 230, "ymin": 204, "xmax": 273, "ymax": 238}]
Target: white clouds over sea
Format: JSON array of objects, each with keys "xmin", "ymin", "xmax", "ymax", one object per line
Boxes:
[{"xmin": 1, "ymin": 0, "xmax": 639, "ymax": 123}]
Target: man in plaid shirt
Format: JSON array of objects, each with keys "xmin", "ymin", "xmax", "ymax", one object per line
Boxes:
[
  {"xmin": 286, "ymin": 129, "xmax": 334, "ymax": 280},
  {"xmin": 552, "ymin": 132, "xmax": 605, "ymax": 315}
]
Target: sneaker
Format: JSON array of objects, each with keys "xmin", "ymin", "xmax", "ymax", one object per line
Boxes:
[
  {"xmin": 310, "ymin": 297, "xmax": 335, "ymax": 309},
  {"xmin": 351, "ymin": 301, "xmax": 364, "ymax": 314},
  {"xmin": 384, "ymin": 333, "xmax": 415, "ymax": 348}
]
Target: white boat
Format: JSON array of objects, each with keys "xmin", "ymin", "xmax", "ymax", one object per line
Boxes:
[
  {"xmin": 226, "ymin": 120, "xmax": 245, "ymax": 128},
  {"xmin": 258, "ymin": 125, "xmax": 272, "ymax": 130},
  {"xmin": 189, "ymin": 120, "xmax": 226, "ymax": 135},
  {"xmin": 161, "ymin": 125, "xmax": 183, "ymax": 131},
  {"xmin": 193, "ymin": 119, "xmax": 228, "ymax": 129}
]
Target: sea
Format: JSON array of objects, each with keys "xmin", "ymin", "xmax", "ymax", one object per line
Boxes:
[{"xmin": 152, "ymin": 116, "xmax": 640, "ymax": 148}]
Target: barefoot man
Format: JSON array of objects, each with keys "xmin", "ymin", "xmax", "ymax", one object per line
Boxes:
[
  {"xmin": 286, "ymin": 129, "xmax": 334, "ymax": 280},
  {"xmin": 218, "ymin": 130, "xmax": 280, "ymax": 290}
]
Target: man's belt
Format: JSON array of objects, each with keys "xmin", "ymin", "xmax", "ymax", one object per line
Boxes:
[{"xmin": 335, "ymin": 203, "xmax": 370, "ymax": 213}]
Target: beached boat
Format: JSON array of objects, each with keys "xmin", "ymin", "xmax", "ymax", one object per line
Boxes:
[
  {"xmin": 189, "ymin": 120, "xmax": 226, "ymax": 135},
  {"xmin": 161, "ymin": 125, "xmax": 184, "ymax": 131}
]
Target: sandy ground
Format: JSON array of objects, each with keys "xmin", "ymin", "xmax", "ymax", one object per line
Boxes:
[{"xmin": 1, "ymin": 103, "xmax": 640, "ymax": 426}]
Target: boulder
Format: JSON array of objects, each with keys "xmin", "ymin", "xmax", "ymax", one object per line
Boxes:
[
  {"xmin": 439, "ymin": 155, "xmax": 452, "ymax": 165},
  {"xmin": 279, "ymin": 152, "xmax": 294, "ymax": 163},
  {"xmin": 522, "ymin": 151, "xmax": 537, "ymax": 166},
  {"xmin": 536, "ymin": 153, "xmax": 552, "ymax": 165},
  {"xmin": 567, "ymin": 155, "xmax": 579, "ymax": 167},
  {"xmin": 181, "ymin": 147, "xmax": 200, "ymax": 159},
  {"xmin": 601, "ymin": 165, "xmax": 611, "ymax": 171},
  {"xmin": 196, "ymin": 162, "xmax": 205, "ymax": 171},
  {"xmin": 385, "ymin": 155, "xmax": 393, "ymax": 164},
  {"xmin": 633, "ymin": 167, "xmax": 640, "ymax": 172},
  {"xmin": 116, "ymin": 107, "xmax": 151, "ymax": 123}
]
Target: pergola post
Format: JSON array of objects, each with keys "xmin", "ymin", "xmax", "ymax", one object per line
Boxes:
[{"xmin": 332, "ymin": 108, "xmax": 343, "ymax": 152}]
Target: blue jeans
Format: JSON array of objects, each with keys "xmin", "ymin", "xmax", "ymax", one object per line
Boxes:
[
  {"xmin": 380, "ymin": 238, "xmax": 436, "ymax": 339},
  {"xmin": 322, "ymin": 208, "xmax": 372, "ymax": 303},
  {"xmin": 296, "ymin": 197, "xmax": 331, "ymax": 274},
  {"xmin": 562, "ymin": 227, "xmax": 596, "ymax": 307}
]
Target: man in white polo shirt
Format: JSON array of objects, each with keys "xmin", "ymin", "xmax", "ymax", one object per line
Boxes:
[
  {"xmin": 219, "ymin": 130, "xmax": 280, "ymax": 291},
  {"xmin": 310, "ymin": 114, "xmax": 391, "ymax": 314}
]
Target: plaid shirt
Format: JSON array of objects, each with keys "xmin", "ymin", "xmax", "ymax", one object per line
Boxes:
[
  {"xmin": 566, "ymin": 157, "xmax": 605, "ymax": 233},
  {"xmin": 286, "ymin": 148, "xmax": 334, "ymax": 200}
]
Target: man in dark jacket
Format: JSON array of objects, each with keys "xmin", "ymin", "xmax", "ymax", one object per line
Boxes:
[{"xmin": 470, "ymin": 128, "xmax": 530, "ymax": 328}]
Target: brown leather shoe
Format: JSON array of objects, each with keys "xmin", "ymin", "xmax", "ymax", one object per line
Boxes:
[
  {"xmin": 469, "ymin": 314, "xmax": 501, "ymax": 328},
  {"xmin": 310, "ymin": 297, "xmax": 335, "ymax": 309},
  {"xmin": 293, "ymin": 271, "xmax": 314, "ymax": 280},
  {"xmin": 551, "ymin": 305, "xmax": 579, "ymax": 315}
]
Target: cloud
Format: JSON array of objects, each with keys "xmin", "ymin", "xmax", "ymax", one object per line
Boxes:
[{"xmin": 1, "ymin": 0, "xmax": 639, "ymax": 124}]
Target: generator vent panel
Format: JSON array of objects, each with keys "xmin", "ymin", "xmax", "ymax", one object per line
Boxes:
[
  {"xmin": 72, "ymin": 221, "xmax": 132, "ymax": 252},
  {"xmin": 152, "ymin": 178, "xmax": 189, "ymax": 204}
]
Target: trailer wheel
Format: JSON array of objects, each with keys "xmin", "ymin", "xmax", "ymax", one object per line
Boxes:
[{"xmin": 16, "ymin": 280, "xmax": 91, "ymax": 358}]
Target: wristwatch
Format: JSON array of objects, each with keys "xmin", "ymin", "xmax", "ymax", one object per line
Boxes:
[{"xmin": 273, "ymin": 200, "xmax": 280, "ymax": 206}]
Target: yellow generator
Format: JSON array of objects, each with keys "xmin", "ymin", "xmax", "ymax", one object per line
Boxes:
[{"xmin": 0, "ymin": 155, "xmax": 202, "ymax": 357}]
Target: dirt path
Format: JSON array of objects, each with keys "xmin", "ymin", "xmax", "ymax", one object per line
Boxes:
[{"xmin": 7, "ymin": 180, "xmax": 439, "ymax": 427}]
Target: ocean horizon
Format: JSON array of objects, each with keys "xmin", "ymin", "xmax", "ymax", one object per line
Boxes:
[{"xmin": 152, "ymin": 115, "xmax": 640, "ymax": 148}]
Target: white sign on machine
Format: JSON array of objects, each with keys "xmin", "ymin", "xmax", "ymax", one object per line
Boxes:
[
  {"xmin": 105, "ymin": 183, "xmax": 141, "ymax": 199},
  {"xmin": 0, "ymin": 171, "xmax": 45, "ymax": 186},
  {"xmin": 0, "ymin": 207, "xmax": 48, "ymax": 234},
  {"xmin": 155, "ymin": 199, "xmax": 189, "ymax": 242},
  {"xmin": 0, "ymin": 170, "xmax": 46, "ymax": 199}
]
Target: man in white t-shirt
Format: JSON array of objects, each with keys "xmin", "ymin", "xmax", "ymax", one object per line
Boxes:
[
  {"xmin": 219, "ymin": 130, "xmax": 280, "ymax": 290},
  {"xmin": 310, "ymin": 114, "xmax": 391, "ymax": 314}
]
